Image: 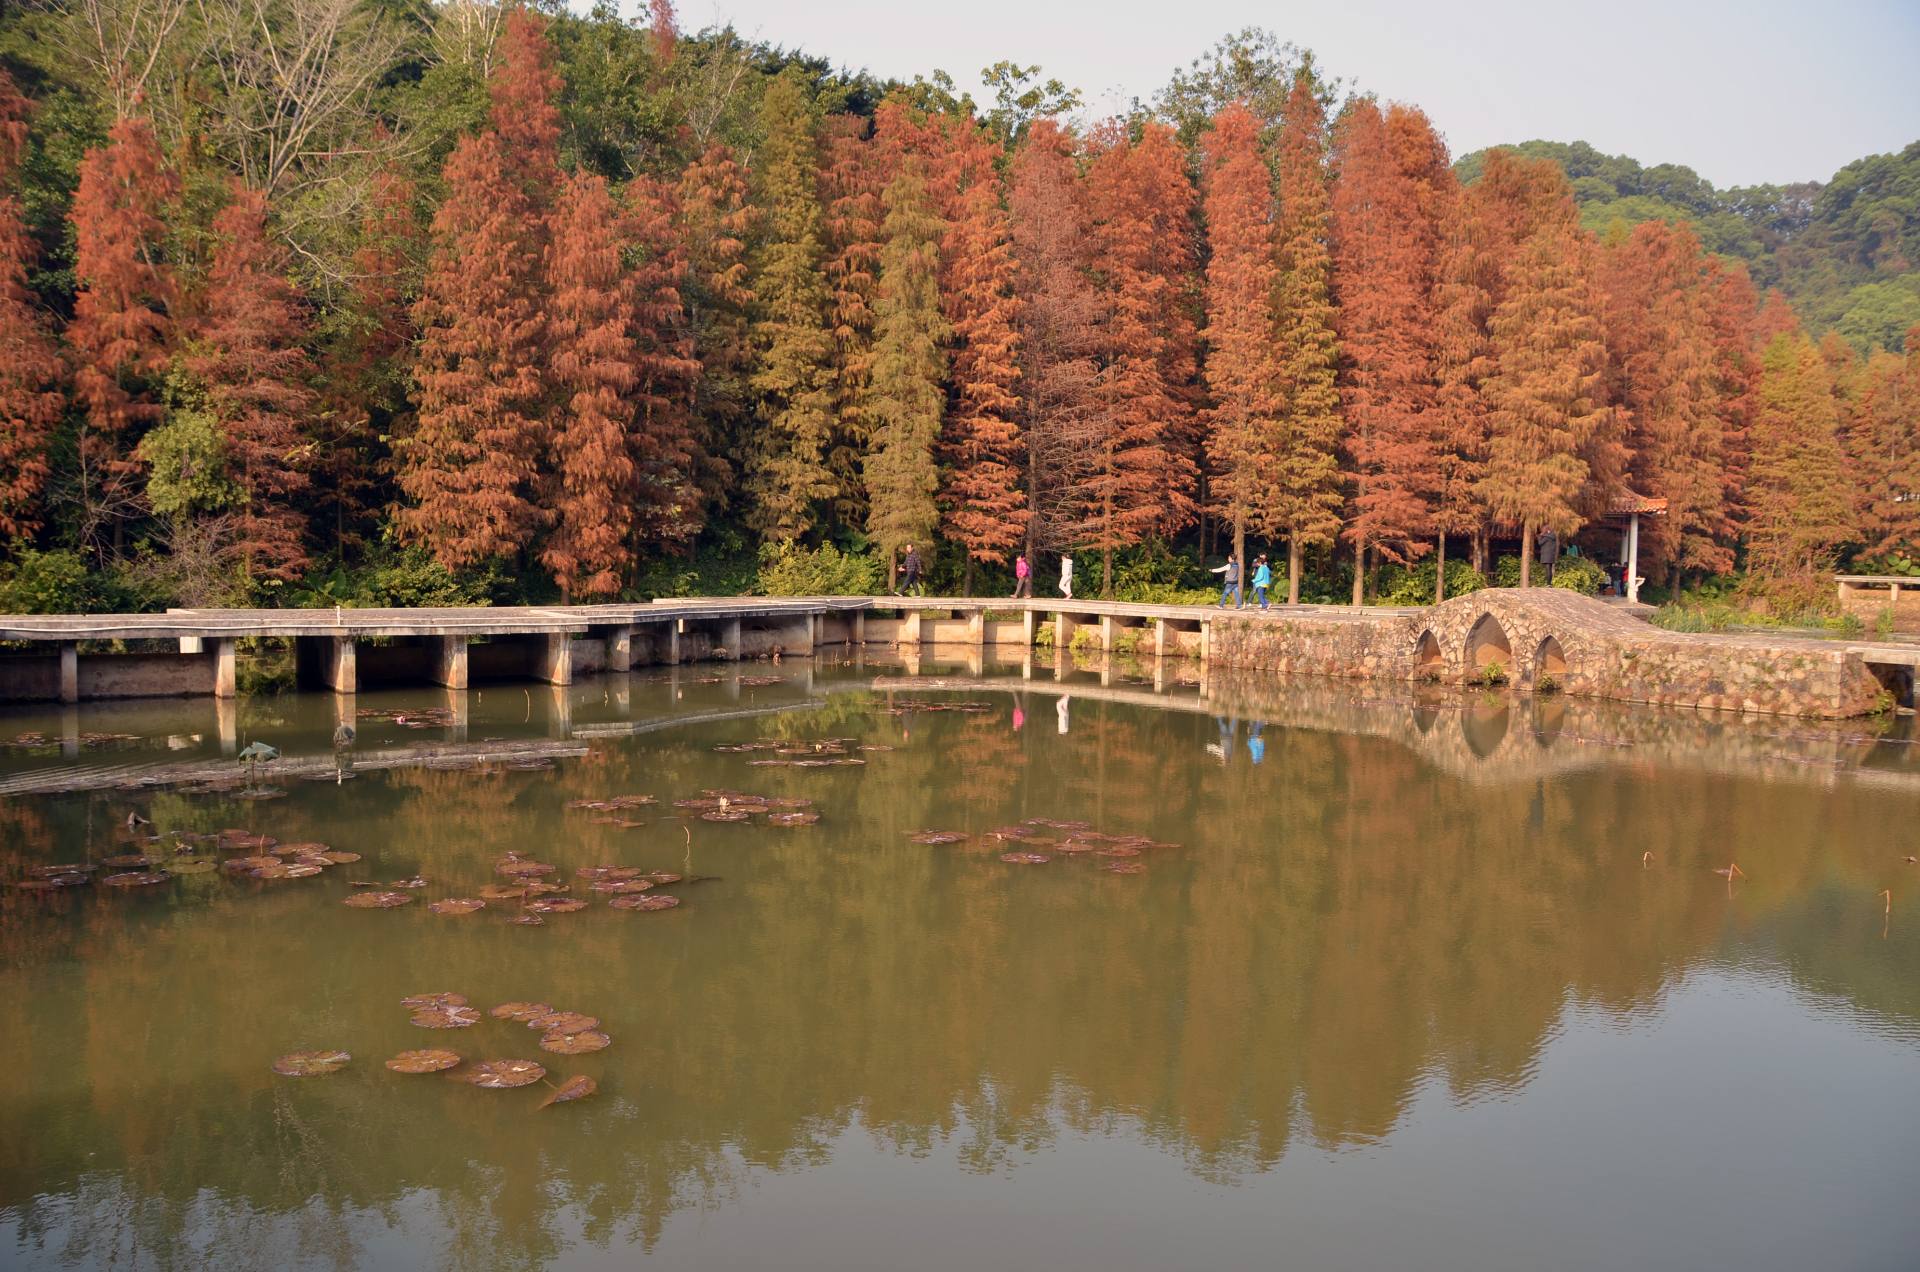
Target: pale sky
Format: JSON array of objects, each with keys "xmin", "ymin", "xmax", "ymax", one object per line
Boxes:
[{"xmin": 659, "ymin": 0, "xmax": 1920, "ymax": 188}]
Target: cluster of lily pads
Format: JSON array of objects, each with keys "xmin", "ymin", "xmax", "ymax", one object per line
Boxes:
[
  {"xmin": 11, "ymin": 826, "xmax": 363, "ymax": 893},
  {"xmin": 356, "ymin": 706, "xmax": 459, "ymax": 730},
  {"xmin": 341, "ymin": 849, "xmax": 688, "ymax": 920},
  {"xmin": 712, "ymin": 737, "xmax": 887, "ymax": 768},
  {"xmin": 272, "ymin": 991, "xmax": 607, "ymax": 1108},
  {"xmin": 670, "ymin": 789, "xmax": 820, "ymax": 826},
  {"xmin": 872, "ymin": 701, "xmax": 994, "ymax": 718},
  {"xmin": 909, "ymin": 817, "xmax": 1181, "ymax": 876},
  {"xmin": 6, "ymin": 730, "xmax": 140, "ymax": 750}
]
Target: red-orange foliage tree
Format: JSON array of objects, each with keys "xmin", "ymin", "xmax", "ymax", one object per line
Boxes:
[
  {"xmin": 1746, "ymin": 330, "xmax": 1853, "ymax": 578},
  {"xmin": 0, "ymin": 71, "xmax": 62, "ymax": 539},
  {"xmin": 1199, "ymin": 103, "xmax": 1283, "ymax": 574},
  {"xmin": 542, "ymin": 170, "xmax": 640, "ymax": 599},
  {"xmin": 623, "ymin": 174, "xmax": 702, "ymax": 552},
  {"xmin": 1007, "ymin": 119, "xmax": 1100, "ymax": 561},
  {"xmin": 1842, "ymin": 325, "xmax": 1920, "ymax": 565},
  {"xmin": 66, "ymin": 113, "xmax": 177, "ymax": 555},
  {"xmin": 1270, "ymin": 70, "xmax": 1345, "ymax": 602},
  {"xmin": 932, "ymin": 114, "xmax": 1026, "ymax": 581},
  {"xmin": 1081, "ymin": 121, "xmax": 1198, "ymax": 593},
  {"xmin": 190, "ymin": 182, "xmax": 316, "ymax": 582},
  {"xmin": 676, "ymin": 143, "xmax": 755, "ymax": 516},
  {"xmin": 1330, "ymin": 101, "xmax": 1448, "ymax": 602},
  {"xmin": 401, "ymin": 8, "xmax": 561, "ymax": 569},
  {"xmin": 1602, "ymin": 220, "xmax": 1737, "ymax": 585},
  {"xmin": 649, "ymin": 0, "xmax": 676, "ymax": 67}
]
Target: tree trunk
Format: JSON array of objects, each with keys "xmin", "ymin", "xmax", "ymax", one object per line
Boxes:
[
  {"xmin": 1471, "ymin": 527, "xmax": 1488, "ymax": 575},
  {"xmin": 963, "ymin": 557, "xmax": 975, "ymax": 598},
  {"xmin": 1351, "ymin": 538, "xmax": 1366, "ymax": 607},
  {"xmin": 1233, "ymin": 515, "xmax": 1245, "ymax": 604},
  {"xmin": 1519, "ymin": 520, "xmax": 1534, "ymax": 588},
  {"xmin": 1101, "ymin": 547, "xmax": 1113, "ymax": 598},
  {"xmin": 1287, "ymin": 535, "xmax": 1302, "ymax": 604},
  {"xmin": 1435, "ymin": 533, "xmax": 1447, "ymax": 604}
]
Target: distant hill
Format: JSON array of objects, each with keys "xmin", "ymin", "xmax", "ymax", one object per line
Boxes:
[{"xmin": 1454, "ymin": 139, "xmax": 1920, "ymax": 353}]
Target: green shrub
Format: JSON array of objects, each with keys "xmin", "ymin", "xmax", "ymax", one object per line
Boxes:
[
  {"xmin": 1488, "ymin": 553, "xmax": 1606, "ymax": 595},
  {"xmin": 1474, "ymin": 660, "xmax": 1508, "ymax": 686},
  {"xmin": 293, "ymin": 546, "xmax": 493, "ymax": 610},
  {"xmin": 0, "ymin": 545, "xmax": 92, "ymax": 613},
  {"xmin": 755, "ymin": 541, "xmax": 880, "ymax": 597},
  {"xmin": 1115, "ymin": 581, "xmax": 1218, "ymax": 606},
  {"xmin": 1068, "ymin": 626, "xmax": 1102, "ymax": 653},
  {"xmin": 1373, "ymin": 559, "xmax": 1487, "ymax": 606}
]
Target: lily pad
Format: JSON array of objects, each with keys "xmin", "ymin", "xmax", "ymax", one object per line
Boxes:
[
  {"xmin": 410, "ymin": 1005, "xmax": 482, "ymax": 1029},
  {"xmin": 527, "ymin": 1011, "xmax": 599, "ymax": 1035},
  {"xmin": 429, "ymin": 898, "xmax": 487, "ymax": 916},
  {"xmin": 463, "ymin": 1059, "xmax": 546, "ymax": 1089},
  {"xmin": 701, "ymin": 810, "xmax": 751, "ymax": 823},
  {"xmin": 389, "ymin": 876, "xmax": 429, "ymax": 889},
  {"xmin": 645, "ymin": 871, "xmax": 682, "ymax": 885},
  {"xmin": 28, "ymin": 864, "xmax": 96, "ymax": 878},
  {"xmin": 911, "ymin": 832, "xmax": 968, "ymax": 845},
  {"xmin": 591, "ymin": 879, "xmax": 654, "ymax": 895},
  {"xmin": 101, "ymin": 854, "xmax": 155, "ymax": 869},
  {"xmin": 509, "ymin": 914, "xmax": 545, "ymax": 926},
  {"xmin": 400, "ymin": 992, "xmax": 469, "ymax": 1009},
  {"xmin": 496, "ymin": 861, "xmax": 556, "ymax": 878},
  {"xmin": 1102, "ymin": 862, "xmax": 1147, "ymax": 875},
  {"xmin": 101, "ymin": 870, "xmax": 170, "ymax": 886},
  {"xmin": 526, "ymin": 897, "xmax": 587, "ymax": 914},
  {"xmin": 386, "ymin": 1048, "xmax": 463, "ymax": 1074},
  {"xmin": 610, "ymin": 894, "xmax": 680, "ymax": 912},
  {"xmin": 539, "ymin": 1074, "xmax": 598, "ymax": 1108},
  {"xmin": 343, "ymin": 891, "xmax": 413, "ymax": 909},
  {"xmin": 273, "ymin": 1049, "xmax": 351, "ymax": 1077},
  {"xmin": 768, "ymin": 812, "xmax": 819, "ymax": 827},
  {"xmin": 999, "ymin": 852, "xmax": 1049, "ymax": 865},
  {"xmin": 540, "ymin": 1030, "xmax": 611, "ymax": 1055},
  {"xmin": 282, "ymin": 864, "xmax": 324, "ymax": 879},
  {"xmin": 1096, "ymin": 845, "xmax": 1142, "ymax": 859},
  {"xmin": 318, "ymin": 851, "xmax": 362, "ymax": 865},
  {"xmin": 489, "ymin": 1001, "xmax": 552, "ymax": 1021},
  {"xmin": 478, "ymin": 884, "xmax": 530, "ymax": 900}
]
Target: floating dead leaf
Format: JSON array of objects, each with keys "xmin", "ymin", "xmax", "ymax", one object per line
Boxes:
[
  {"xmin": 317, "ymin": 852, "xmax": 361, "ymax": 865},
  {"xmin": 524, "ymin": 881, "xmax": 570, "ymax": 896},
  {"xmin": 12, "ymin": 878, "xmax": 81, "ymax": 891},
  {"xmin": 539, "ymin": 1075, "xmax": 598, "ymax": 1108},
  {"xmin": 411, "ymin": 1005, "xmax": 482, "ymax": 1029},
  {"xmin": 999, "ymin": 852, "xmax": 1049, "ymax": 865},
  {"xmin": 479, "ymin": 884, "xmax": 530, "ymax": 900},
  {"xmin": 228, "ymin": 854, "xmax": 280, "ymax": 871},
  {"xmin": 540, "ymin": 1030, "xmax": 611, "ymax": 1055},
  {"xmin": 386, "ymin": 1048, "xmax": 462, "ymax": 1074},
  {"xmin": 429, "ymin": 898, "xmax": 486, "ymax": 916},
  {"xmin": 1024, "ymin": 818, "xmax": 1090, "ymax": 832},
  {"xmin": 28, "ymin": 863, "xmax": 96, "ymax": 878},
  {"xmin": 911, "ymin": 832, "xmax": 968, "ymax": 845},
  {"xmin": 1102, "ymin": 862, "xmax": 1147, "ymax": 875},
  {"xmin": 1053, "ymin": 840, "xmax": 1098, "ymax": 855},
  {"xmin": 343, "ymin": 891, "xmax": 413, "ymax": 909},
  {"xmin": 275, "ymin": 842, "xmax": 329, "ymax": 857},
  {"xmin": 509, "ymin": 914, "xmax": 545, "ymax": 926},
  {"xmin": 701, "ymin": 810, "xmax": 750, "ymax": 823},
  {"xmin": 591, "ymin": 878, "xmax": 654, "ymax": 895},
  {"xmin": 768, "ymin": 812, "xmax": 819, "ymax": 827},
  {"xmin": 645, "ymin": 871, "xmax": 682, "ymax": 885},
  {"xmin": 610, "ymin": 894, "xmax": 680, "ymax": 912},
  {"xmin": 389, "ymin": 876, "xmax": 429, "ymax": 889},
  {"xmin": 489, "ymin": 1001, "xmax": 552, "ymax": 1022},
  {"xmin": 273, "ymin": 1049, "xmax": 350, "ymax": 1077},
  {"xmin": 283, "ymin": 864, "xmax": 324, "ymax": 879},
  {"xmin": 526, "ymin": 1011, "xmax": 598, "ymax": 1035},
  {"xmin": 496, "ymin": 861, "xmax": 556, "ymax": 878},
  {"xmin": 764, "ymin": 797, "xmax": 814, "ymax": 810},
  {"xmin": 102, "ymin": 870, "xmax": 169, "ymax": 886},
  {"xmin": 463, "ymin": 1059, "xmax": 546, "ymax": 1089},
  {"xmin": 400, "ymin": 992, "xmax": 468, "ymax": 1010},
  {"xmin": 101, "ymin": 854, "xmax": 155, "ymax": 869},
  {"xmin": 858, "ymin": 744, "xmax": 894, "ymax": 752},
  {"xmin": 527, "ymin": 897, "xmax": 587, "ymax": 914},
  {"xmin": 1096, "ymin": 846, "xmax": 1142, "ymax": 859},
  {"xmin": 251, "ymin": 862, "xmax": 293, "ymax": 879}
]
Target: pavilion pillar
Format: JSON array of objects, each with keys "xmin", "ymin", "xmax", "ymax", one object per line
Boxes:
[
  {"xmin": 213, "ymin": 638, "xmax": 238, "ymax": 699},
  {"xmin": 1627, "ymin": 512, "xmax": 1642, "ymax": 604},
  {"xmin": 533, "ymin": 632, "xmax": 572, "ymax": 685},
  {"xmin": 431, "ymin": 636, "xmax": 469, "ymax": 689}
]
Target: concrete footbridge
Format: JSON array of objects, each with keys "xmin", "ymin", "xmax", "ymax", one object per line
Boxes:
[{"xmin": 0, "ymin": 589, "xmax": 1913, "ymax": 718}]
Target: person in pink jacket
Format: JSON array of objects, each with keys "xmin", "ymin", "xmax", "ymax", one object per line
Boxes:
[{"xmin": 1011, "ymin": 553, "xmax": 1032, "ymax": 598}]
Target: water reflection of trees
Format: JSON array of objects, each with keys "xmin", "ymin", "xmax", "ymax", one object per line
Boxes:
[{"xmin": 1, "ymin": 678, "xmax": 1916, "ymax": 1268}]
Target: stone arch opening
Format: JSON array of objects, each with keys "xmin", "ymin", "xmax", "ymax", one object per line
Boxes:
[
  {"xmin": 1413, "ymin": 630, "xmax": 1444, "ymax": 677},
  {"xmin": 1534, "ymin": 635, "xmax": 1568, "ymax": 683},
  {"xmin": 1463, "ymin": 613, "xmax": 1513, "ymax": 676}
]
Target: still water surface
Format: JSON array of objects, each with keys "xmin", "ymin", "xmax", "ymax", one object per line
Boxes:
[{"xmin": 2, "ymin": 653, "xmax": 1917, "ymax": 1271}]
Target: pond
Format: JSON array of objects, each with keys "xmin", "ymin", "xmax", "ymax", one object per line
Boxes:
[{"xmin": 2, "ymin": 653, "xmax": 1917, "ymax": 1271}]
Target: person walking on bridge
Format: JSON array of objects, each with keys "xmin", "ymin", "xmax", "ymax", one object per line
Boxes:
[
  {"xmin": 1012, "ymin": 553, "xmax": 1032, "ymax": 598},
  {"xmin": 1251, "ymin": 555, "xmax": 1272, "ymax": 610},
  {"xmin": 897, "ymin": 545, "xmax": 923, "ymax": 596},
  {"xmin": 1058, "ymin": 554, "xmax": 1074, "ymax": 599},
  {"xmin": 1211, "ymin": 556, "xmax": 1241, "ymax": 608}
]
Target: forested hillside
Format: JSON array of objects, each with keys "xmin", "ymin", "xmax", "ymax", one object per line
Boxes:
[
  {"xmin": 0, "ymin": 5, "xmax": 1913, "ymax": 617},
  {"xmin": 1456, "ymin": 139, "xmax": 1920, "ymax": 353}
]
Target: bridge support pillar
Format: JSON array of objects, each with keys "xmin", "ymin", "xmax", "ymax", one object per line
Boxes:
[
  {"xmin": 213, "ymin": 638, "xmax": 237, "ymax": 699},
  {"xmin": 721, "ymin": 617, "xmax": 741, "ymax": 660},
  {"xmin": 535, "ymin": 632, "xmax": 573, "ymax": 685},
  {"xmin": 1023, "ymin": 609, "xmax": 1037, "ymax": 648},
  {"xmin": 666, "ymin": 620, "xmax": 682, "ymax": 665},
  {"xmin": 1099, "ymin": 616, "xmax": 1118, "ymax": 652},
  {"xmin": 179, "ymin": 636, "xmax": 203, "ymax": 654},
  {"xmin": 1153, "ymin": 619, "xmax": 1170, "ymax": 658},
  {"xmin": 852, "ymin": 610, "xmax": 866, "ymax": 647},
  {"xmin": 901, "ymin": 610, "xmax": 923, "ymax": 646},
  {"xmin": 1198, "ymin": 620, "xmax": 1211, "ymax": 667},
  {"xmin": 430, "ymin": 636, "xmax": 469, "ymax": 689},
  {"xmin": 318, "ymin": 636, "xmax": 355, "ymax": 694},
  {"xmin": 967, "ymin": 609, "xmax": 985, "ymax": 647},
  {"xmin": 215, "ymin": 694, "xmax": 238, "ymax": 754},
  {"xmin": 1053, "ymin": 612, "xmax": 1075, "ymax": 652},
  {"xmin": 605, "ymin": 626, "xmax": 633, "ymax": 674},
  {"xmin": 57, "ymin": 642, "xmax": 78, "ymax": 704}
]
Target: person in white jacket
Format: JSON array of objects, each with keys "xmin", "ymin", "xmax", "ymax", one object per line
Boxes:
[{"xmin": 1058, "ymin": 554, "xmax": 1074, "ymax": 599}]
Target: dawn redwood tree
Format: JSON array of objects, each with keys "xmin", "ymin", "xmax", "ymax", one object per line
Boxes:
[
  {"xmin": 932, "ymin": 114, "xmax": 1026, "ymax": 585},
  {"xmin": 1702, "ymin": 259, "xmax": 1763, "ymax": 530},
  {"xmin": 542, "ymin": 170, "xmax": 641, "ymax": 599},
  {"xmin": 1270, "ymin": 69, "xmax": 1344, "ymax": 603},
  {"xmin": 66, "ymin": 113, "xmax": 177, "ymax": 556},
  {"xmin": 819, "ymin": 112, "xmax": 887, "ymax": 528},
  {"xmin": 0, "ymin": 72, "xmax": 62, "ymax": 539},
  {"xmin": 623, "ymin": 174, "xmax": 702, "ymax": 553},
  {"xmin": 1007, "ymin": 119, "xmax": 1101, "ymax": 561},
  {"xmin": 1199, "ymin": 102, "xmax": 1284, "ymax": 576},
  {"xmin": 1478, "ymin": 217, "xmax": 1620, "ymax": 585},
  {"xmin": 748, "ymin": 67, "xmax": 837, "ymax": 540},
  {"xmin": 401, "ymin": 8, "xmax": 563, "ymax": 569},
  {"xmin": 649, "ymin": 0, "xmax": 676, "ymax": 67},
  {"xmin": 676, "ymin": 143, "xmax": 756, "ymax": 516},
  {"xmin": 1602, "ymin": 220, "xmax": 1735, "ymax": 586},
  {"xmin": 1330, "ymin": 100, "xmax": 1446, "ymax": 602},
  {"xmin": 189, "ymin": 182, "xmax": 317, "ymax": 582},
  {"xmin": 1841, "ymin": 326, "xmax": 1919, "ymax": 565},
  {"xmin": 1081, "ymin": 121, "xmax": 1198, "ymax": 593},
  {"xmin": 1746, "ymin": 330, "xmax": 1853, "ymax": 578},
  {"xmin": 862, "ymin": 159, "xmax": 949, "ymax": 583}
]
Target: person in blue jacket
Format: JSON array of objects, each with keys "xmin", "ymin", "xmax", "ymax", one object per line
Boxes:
[{"xmin": 1250, "ymin": 554, "xmax": 1272, "ymax": 610}]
